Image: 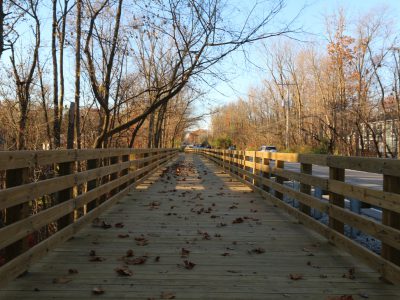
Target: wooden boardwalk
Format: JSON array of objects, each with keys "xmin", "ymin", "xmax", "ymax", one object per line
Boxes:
[{"xmin": 1, "ymin": 153, "xmax": 400, "ymax": 299}]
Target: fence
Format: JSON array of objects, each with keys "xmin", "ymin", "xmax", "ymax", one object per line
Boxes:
[
  {"xmin": 0, "ymin": 148, "xmax": 178, "ymax": 287},
  {"xmin": 193, "ymin": 148, "xmax": 400, "ymax": 284}
]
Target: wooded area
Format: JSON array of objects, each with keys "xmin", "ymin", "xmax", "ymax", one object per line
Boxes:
[
  {"xmin": 210, "ymin": 8, "xmax": 400, "ymax": 157},
  {"xmin": 0, "ymin": 0, "xmax": 295, "ymax": 150}
]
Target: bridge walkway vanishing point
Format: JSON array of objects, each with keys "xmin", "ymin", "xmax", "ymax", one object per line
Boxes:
[{"xmin": 1, "ymin": 153, "xmax": 400, "ymax": 299}]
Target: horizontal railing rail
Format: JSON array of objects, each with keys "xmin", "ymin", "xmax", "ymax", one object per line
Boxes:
[
  {"xmin": 190, "ymin": 148, "xmax": 400, "ymax": 284},
  {"xmin": 0, "ymin": 148, "xmax": 178, "ymax": 287}
]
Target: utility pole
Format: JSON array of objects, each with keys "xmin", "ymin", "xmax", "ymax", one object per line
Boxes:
[{"xmin": 277, "ymin": 82, "xmax": 296, "ymax": 150}]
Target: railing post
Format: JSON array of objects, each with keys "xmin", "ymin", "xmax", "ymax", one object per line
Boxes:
[
  {"xmin": 382, "ymin": 175, "xmax": 400, "ymax": 266},
  {"xmin": 4, "ymin": 167, "xmax": 30, "ymax": 262},
  {"xmin": 127, "ymin": 153, "xmax": 135, "ymax": 185},
  {"xmin": 328, "ymin": 166, "xmax": 345, "ymax": 234},
  {"xmin": 86, "ymin": 158, "xmax": 99, "ymax": 211},
  {"xmin": 57, "ymin": 161, "xmax": 75, "ymax": 229},
  {"xmin": 275, "ymin": 160, "xmax": 284, "ymax": 200},
  {"xmin": 109, "ymin": 155, "xmax": 120, "ymax": 196},
  {"xmin": 262, "ymin": 153, "xmax": 270, "ymax": 193},
  {"xmin": 252, "ymin": 151, "xmax": 257, "ymax": 186},
  {"xmin": 299, "ymin": 163, "xmax": 312, "ymax": 215}
]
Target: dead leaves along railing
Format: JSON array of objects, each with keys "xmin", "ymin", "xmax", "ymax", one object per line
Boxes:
[
  {"xmin": 195, "ymin": 148, "xmax": 400, "ymax": 285},
  {"xmin": 0, "ymin": 148, "xmax": 178, "ymax": 287}
]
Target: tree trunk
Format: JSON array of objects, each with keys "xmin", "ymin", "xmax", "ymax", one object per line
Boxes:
[{"xmin": 74, "ymin": 0, "xmax": 82, "ymax": 149}]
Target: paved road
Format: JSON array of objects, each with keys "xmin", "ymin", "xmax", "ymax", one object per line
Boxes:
[{"xmin": 283, "ymin": 163, "xmax": 382, "ymax": 190}]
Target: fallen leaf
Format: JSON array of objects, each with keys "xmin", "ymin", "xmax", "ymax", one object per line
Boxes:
[
  {"xmin": 92, "ymin": 287, "xmax": 105, "ymax": 295},
  {"xmin": 114, "ymin": 222, "xmax": 124, "ymax": 228},
  {"xmin": 289, "ymin": 273, "xmax": 303, "ymax": 280},
  {"xmin": 89, "ymin": 250, "xmax": 96, "ymax": 256},
  {"xmin": 326, "ymin": 296, "xmax": 354, "ymax": 300},
  {"xmin": 101, "ymin": 221, "xmax": 112, "ymax": 229},
  {"xmin": 221, "ymin": 252, "xmax": 231, "ymax": 256},
  {"xmin": 232, "ymin": 217, "xmax": 244, "ymax": 224},
  {"xmin": 155, "ymin": 256, "xmax": 160, "ymax": 262},
  {"xmin": 160, "ymin": 291, "xmax": 176, "ymax": 299},
  {"xmin": 135, "ymin": 236, "xmax": 149, "ymax": 246},
  {"xmin": 126, "ymin": 249, "xmax": 134, "ymax": 257},
  {"xmin": 89, "ymin": 256, "xmax": 106, "ymax": 262},
  {"xmin": 115, "ymin": 266, "xmax": 133, "ymax": 276},
  {"xmin": 118, "ymin": 234, "xmax": 130, "ymax": 238},
  {"xmin": 52, "ymin": 277, "xmax": 72, "ymax": 284},
  {"xmin": 249, "ymin": 247, "xmax": 265, "ymax": 254},
  {"xmin": 183, "ymin": 260, "xmax": 196, "ymax": 270},
  {"xmin": 125, "ymin": 256, "xmax": 148, "ymax": 265},
  {"xmin": 181, "ymin": 248, "xmax": 190, "ymax": 258},
  {"xmin": 68, "ymin": 269, "xmax": 78, "ymax": 274}
]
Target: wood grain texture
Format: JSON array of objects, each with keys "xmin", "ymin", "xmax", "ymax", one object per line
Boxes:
[{"xmin": 2, "ymin": 153, "xmax": 399, "ymax": 299}]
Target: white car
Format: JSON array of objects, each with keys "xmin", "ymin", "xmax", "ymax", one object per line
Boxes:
[{"xmin": 259, "ymin": 145, "xmax": 277, "ymax": 152}]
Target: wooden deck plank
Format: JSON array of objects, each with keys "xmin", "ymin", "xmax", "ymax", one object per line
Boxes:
[{"xmin": 1, "ymin": 153, "xmax": 400, "ymax": 300}]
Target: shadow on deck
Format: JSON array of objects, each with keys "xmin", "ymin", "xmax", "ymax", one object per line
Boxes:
[{"xmin": 1, "ymin": 153, "xmax": 400, "ymax": 299}]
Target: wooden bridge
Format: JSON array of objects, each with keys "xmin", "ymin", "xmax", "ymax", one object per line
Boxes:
[{"xmin": 1, "ymin": 148, "xmax": 400, "ymax": 299}]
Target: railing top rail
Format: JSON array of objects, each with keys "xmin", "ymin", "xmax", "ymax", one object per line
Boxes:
[
  {"xmin": 0, "ymin": 148, "xmax": 174, "ymax": 171},
  {"xmin": 199, "ymin": 149, "xmax": 399, "ymax": 176}
]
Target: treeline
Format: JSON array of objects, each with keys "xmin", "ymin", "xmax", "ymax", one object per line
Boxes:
[
  {"xmin": 211, "ymin": 9, "xmax": 400, "ymax": 157},
  {"xmin": 0, "ymin": 0, "xmax": 294, "ymax": 150}
]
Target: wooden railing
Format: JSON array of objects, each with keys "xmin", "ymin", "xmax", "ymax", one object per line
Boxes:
[
  {"xmin": 192, "ymin": 148, "xmax": 400, "ymax": 284},
  {"xmin": 0, "ymin": 148, "xmax": 178, "ymax": 287}
]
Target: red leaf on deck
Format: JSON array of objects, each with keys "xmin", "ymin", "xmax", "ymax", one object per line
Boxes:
[
  {"xmin": 126, "ymin": 249, "xmax": 134, "ymax": 257},
  {"xmin": 232, "ymin": 217, "xmax": 244, "ymax": 224},
  {"xmin": 115, "ymin": 266, "xmax": 133, "ymax": 276},
  {"xmin": 114, "ymin": 222, "xmax": 124, "ymax": 228},
  {"xmin": 92, "ymin": 287, "xmax": 105, "ymax": 295},
  {"xmin": 125, "ymin": 256, "xmax": 148, "ymax": 265},
  {"xmin": 181, "ymin": 248, "xmax": 190, "ymax": 258},
  {"xmin": 135, "ymin": 235, "xmax": 149, "ymax": 246},
  {"xmin": 289, "ymin": 273, "xmax": 303, "ymax": 280},
  {"xmin": 118, "ymin": 234, "xmax": 129, "ymax": 238},
  {"xmin": 183, "ymin": 260, "xmax": 196, "ymax": 270},
  {"xmin": 160, "ymin": 291, "xmax": 176, "ymax": 299},
  {"xmin": 326, "ymin": 296, "xmax": 354, "ymax": 300}
]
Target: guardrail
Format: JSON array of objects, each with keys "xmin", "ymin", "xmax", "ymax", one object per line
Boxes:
[
  {"xmin": 191, "ymin": 148, "xmax": 400, "ymax": 284},
  {"xmin": 0, "ymin": 148, "xmax": 178, "ymax": 287}
]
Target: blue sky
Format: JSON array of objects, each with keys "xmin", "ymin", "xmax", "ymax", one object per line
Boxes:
[{"xmin": 197, "ymin": 0, "xmax": 400, "ymax": 128}]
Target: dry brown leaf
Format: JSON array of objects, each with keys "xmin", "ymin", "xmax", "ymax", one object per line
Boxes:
[
  {"xmin": 181, "ymin": 248, "xmax": 190, "ymax": 258},
  {"xmin": 289, "ymin": 273, "xmax": 303, "ymax": 280},
  {"xmin": 183, "ymin": 260, "xmax": 196, "ymax": 270},
  {"xmin": 125, "ymin": 256, "xmax": 148, "ymax": 265},
  {"xmin": 89, "ymin": 256, "xmax": 106, "ymax": 262},
  {"xmin": 232, "ymin": 217, "xmax": 244, "ymax": 224},
  {"xmin": 114, "ymin": 222, "xmax": 124, "ymax": 228},
  {"xmin": 249, "ymin": 248, "xmax": 265, "ymax": 254},
  {"xmin": 52, "ymin": 277, "xmax": 72, "ymax": 284},
  {"xmin": 68, "ymin": 269, "xmax": 78, "ymax": 274},
  {"xmin": 126, "ymin": 249, "xmax": 134, "ymax": 257},
  {"xmin": 115, "ymin": 266, "xmax": 133, "ymax": 276},
  {"xmin": 160, "ymin": 291, "xmax": 176, "ymax": 299},
  {"xmin": 92, "ymin": 287, "xmax": 105, "ymax": 295},
  {"xmin": 118, "ymin": 234, "xmax": 129, "ymax": 238}
]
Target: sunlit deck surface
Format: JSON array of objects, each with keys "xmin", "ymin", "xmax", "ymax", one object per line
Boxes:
[{"xmin": 1, "ymin": 154, "xmax": 400, "ymax": 299}]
